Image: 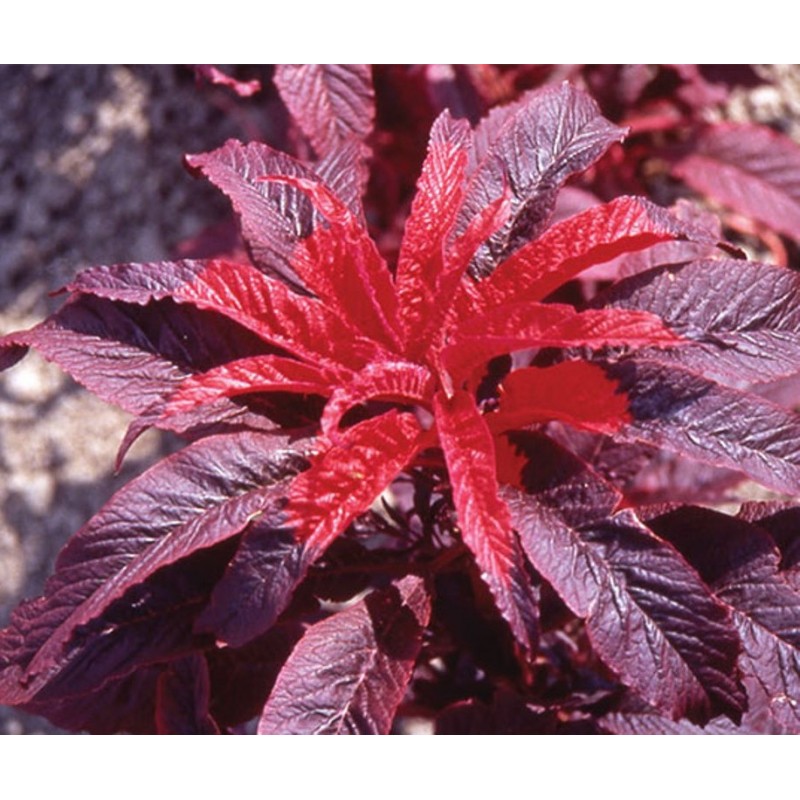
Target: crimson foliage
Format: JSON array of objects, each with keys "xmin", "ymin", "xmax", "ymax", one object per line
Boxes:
[{"xmin": 2, "ymin": 67, "xmax": 800, "ymax": 734}]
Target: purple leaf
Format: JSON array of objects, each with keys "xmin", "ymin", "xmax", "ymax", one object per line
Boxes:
[
  {"xmin": 605, "ymin": 358, "xmax": 800, "ymax": 495},
  {"xmin": 274, "ymin": 64, "xmax": 374, "ymax": 162},
  {"xmin": 673, "ymin": 123, "xmax": 800, "ymax": 242},
  {"xmin": 600, "ymin": 708, "xmax": 741, "ymax": 735},
  {"xmin": 502, "ymin": 432, "xmax": 745, "ymax": 723},
  {"xmin": 185, "ymin": 140, "xmax": 364, "ymax": 287},
  {"xmin": 0, "ymin": 294, "xmax": 279, "ymax": 444},
  {"xmin": 596, "ymin": 258, "xmax": 800, "ymax": 387},
  {"xmin": 458, "ymin": 83, "xmax": 626, "ymax": 276},
  {"xmin": 194, "ymin": 522, "xmax": 311, "ymax": 648},
  {"xmin": 205, "ymin": 621, "xmax": 305, "ymax": 729},
  {"xmin": 155, "ymin": 653, "xmax": 220, "ymax": 734},
  {"xmin": 258, "ymin": 576, "xmax": 430, "ymax": 734},
  {"xmin": 0, "ymin": 431, "xmax": 311, "ymax": 705},
  {"xmin": 649, "ymin": 505, "xmax": 800, "ymax": 734}
]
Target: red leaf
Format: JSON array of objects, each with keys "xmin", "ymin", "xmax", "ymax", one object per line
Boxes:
[
  {"xmin": 68, "ymin": 259, "xmax": 384, "ymax": 373},
  {"xmin": 287, "ymin": 411, "xmax": 423, "ymax": 553},
  {"xmin": 489, "ymin": 361, "xmax": 632, "ymax": 436},
  {"xmin": 444, "ymin": 304, "xmax": 680, "ymax": 381},
  {"xmin": 673, "ymin": 123, "xmax": 800, "ymax": 242},
  {"xmin": 434, "ymin": 390, "xmax": 539, "ymax": 651},
  {"xmin": 267, "ymin": 176, "xmax": 402, "ymax": 348},
  {"xmin": 258, "ymin": 576, "xmax": 430, "ymax": 734},
  {"xmin": 473, "ymin": 196, "xmax": 712, "ymax": 311},
  {"xmin": 395, "ymin": 111, "xmax": 471, "ymax": 346},
  {"xmin": 164, "ymin": 355, "xmax": 335, "ymax": 418}
]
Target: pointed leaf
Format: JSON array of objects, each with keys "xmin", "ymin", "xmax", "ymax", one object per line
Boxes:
[
  {"xmin": 0, "ymin": 539, "xmax": 236, "ymax": 724},
  {"xmin": 673, "ymin": 123, "xmax": 800, "ymax": 242},
  {"xmin": 274, "ymin": 64, "xmax": 375, "ymax": 161},
  {"xmin": 605, "ymin": 357, "xmax": 800, "ymax": 495},
  {"xmin": 473, "ymin": 196, "xmax": 714, "ymax": 310},
  {"xmin": 596, "ymin": 258, "xmax": 800, "ymax": 387},
  {"xmin": 267, "ymin": 176, "xmax": 401, "ymax": 348},
  {"xmin": 258, "ymin": 576, "xmax": 430, "ymax": 734},
  {"xmin": 67, "ymin": 258, "xmax": 383, "ymax": 372},
  {"xmin": 164, "ymin": 355, "xmax": 335, "ymax": 418},
  {"xmin": 287, "ymin": 411, "xmax": 423, "ymax": 553},
  {"xmin": 457, "ymin": 83, "xmax": 626, "ymax": 276},
  {"xmin": 194, "ymin": 523, "xmax": 311, "ymax": 648},
  {"xmin": 395, "ymin": 112, "xmax": 471, "ymax": 341},
  {"xmin": 0, "ymin": 294, "xmax": 275, "ymax": 441},
  {"xmin": 648, "ymin": 505, "xmax": 800, "ymax": 734},
  {"xmin": 435, "ymin": 390, "xmax": 539, "ymax": 651},
  {"xmin": 185, "ymin": 140, "xmax": 323, "ymax": 287},
  {"xmin": 503, "ymin": 432, "xmax": 745, "ymax": 723},
  {"xmin": 0, "ymin": 431, "xmax": 311, "ymax": 703},
  {"xmin": 444, "ymin": 303, "xmax": 680, "ymax": 380}
]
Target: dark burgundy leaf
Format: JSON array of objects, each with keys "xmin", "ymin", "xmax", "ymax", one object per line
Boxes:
[
  {"xmin": 596, "ymin": 259, "xmax": 800, "ymax": 387},
  {"xmin": 1, "ymin": 540, "xmax": 237, "ymax": 731},
  {"xmin": 0, "ymin": 294, "xmax": 273, "ymax": 426},
  {"xmin": 258, "ymin": 576, "xmax": 431, "ymax": 734},
  {"xmin": 673, "ymin": 123, "xmax": 800, "ymax": 242},
  {"xmin": 600, "ymin": 708, "xmax": 740, "ymax": 735},
  {"xmin": 274, "ymin": 64, "xmax": 374, "ymax": 162},
  {"xmin": 20, "ymin": 666, "xmax": 162, "ymax": 734},
  {"xmin": 648, "ymin": 505, "xmax": 800, "ymax": 734},
  {"xmin": 155, "ymin": 653, "xmax": 220, "ymax": 734},
  {"xmin": 605, "ymin": 358, "xmax": 800, "ymax": 495},
  {"xmin": 0, "ymin": 431, "xmax": 310, "ymax": 705},
  {"xmin": 457, "ymin": 83, "xmax": 625, "ymax": 276},
  {"xmin": 185, "ymin": 140, "xmax": 364, "ymax": 286},
  {"xmin": 502, "ymin": 432, "xmax": 745, "ymax": 723},
  {"xmin": 194, "ymin": 521, "xmax": 310, "ymax": 648},
  {"xmin": 435, "ymin": 692, "xmax": 557, "ymax": 734},
  {"xmin": 206, "ymin": 621, "xmax": 305, "ymax": 729},
  {"xmin": 67, "ymin": 258, "xmax": 384, "ymax": 373}
]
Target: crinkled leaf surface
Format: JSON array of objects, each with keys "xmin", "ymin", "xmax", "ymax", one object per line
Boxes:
[
  {"xmin": 155, "ymin": 653, "xmax": 219, "ymax": 734},
  {"xmin": 596, "ymin": 258, "xmax": 800, "ymax": 387},
  {"xmin": 258, "ymin": 576, "xmax": 430, "ymax": 734},
  {"xmin": 0, "ymin": 432, "xmax": 311, "ymax": 705},
  {"xmin": 458, "ymin": 83, "xmax": 625, "ymax": 276},
  {"xmin": 435, "ymin": 391, "xmax": 539, "ymax": 652},
  {"xmin": 274, "ymin": 64, "xmax": 375, "ymax": 163},
  {"xmin": 648, "ymin": 505, "xmax": 800, "ymax": 734},
  {"xmin": 605, "ymin": 358, "xmax": 800, "ymax": 495},
  {"xmin": 502, "ymin": 432, "xmax": 745, "ymax": 723}
]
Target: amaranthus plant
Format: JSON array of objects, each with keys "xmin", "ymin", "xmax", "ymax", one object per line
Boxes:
[{"xmin": 2, "ymin": 66, "xmax": 800, "ymax": 734}]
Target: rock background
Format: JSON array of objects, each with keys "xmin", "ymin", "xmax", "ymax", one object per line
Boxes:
[{"xmin": 0, "ymin": 65, "xmax": 271, "ymax": 733}]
